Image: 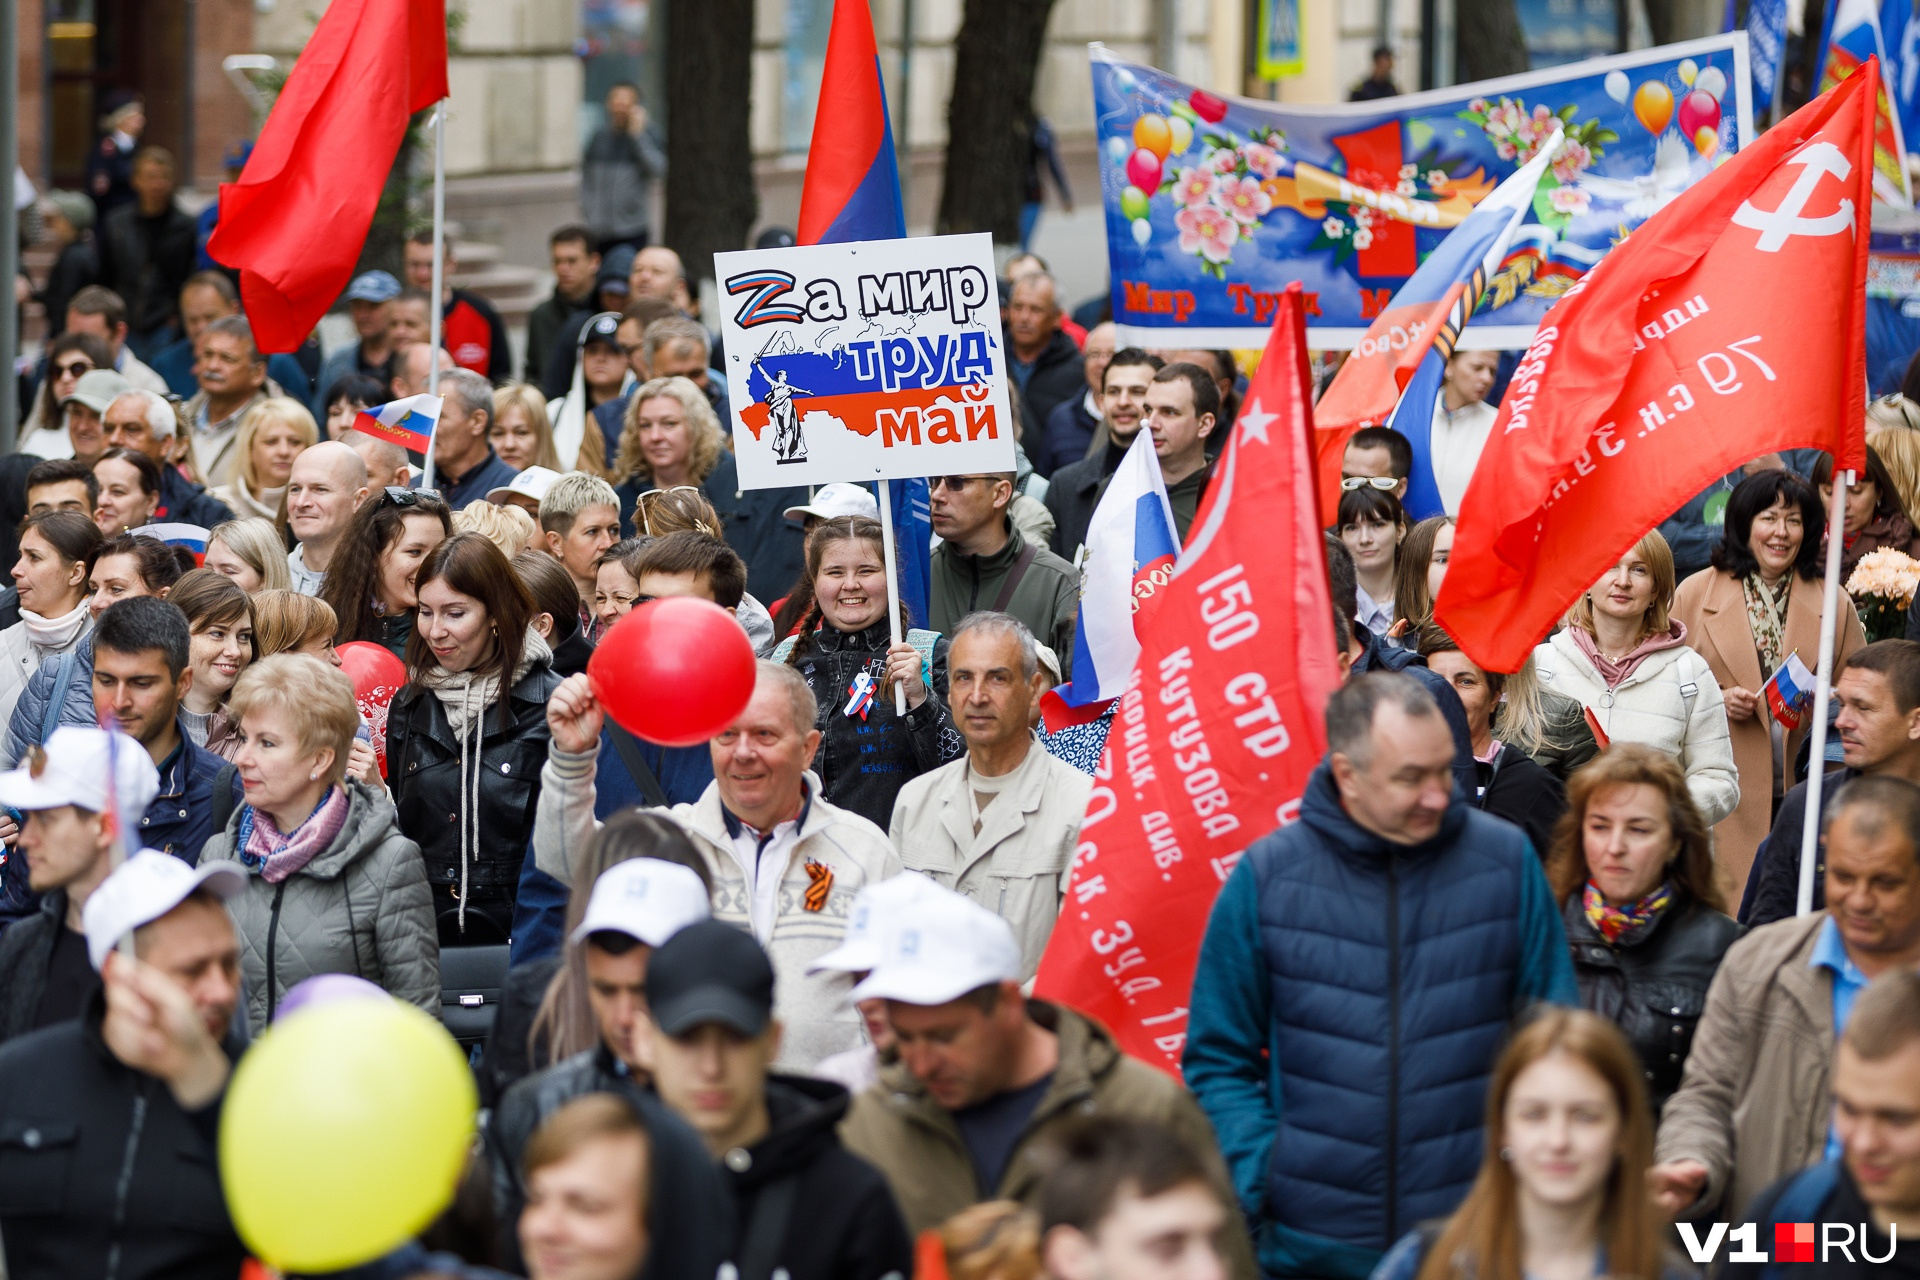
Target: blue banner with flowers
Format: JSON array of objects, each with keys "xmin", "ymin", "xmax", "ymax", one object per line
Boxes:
[{"xmin": 1094, "ymin": 35, "xmax": 1753, "ymax": 348}]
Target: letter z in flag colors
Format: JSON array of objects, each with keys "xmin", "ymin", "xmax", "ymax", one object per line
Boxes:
[
  {"xmin": 1051, "ymin": 431, "xmax": 1182, "ymax": 714},
  {"xmin": 353, "ymin": 395, "xmax": 443, "ymax": 467},
  {"xmin": 1034, "ymin": 285, "xmax": 1342, "ymax": 1076},
  {"xmin": 1435, "ymin": 63, "xmax": 1877, "ymax": 675},
  {"xmin": 1312, "ymin": 130, "xmax": 1564, "ymax": 520}
]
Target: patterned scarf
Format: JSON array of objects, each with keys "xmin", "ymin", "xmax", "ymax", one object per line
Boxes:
[
  {"xmin": 239, "ymin": 786, "xmax": 350, "ymax": 884},
  {"xmin": 1583, "ymin": 878, "xmax": 1674, "ymax": 943},
  {"xmin": 1743, "ymin": 572, "xmax": 1792, "ymax": 679}
]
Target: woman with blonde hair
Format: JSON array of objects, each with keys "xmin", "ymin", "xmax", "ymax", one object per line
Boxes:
[
  {"xmin": 198, "ymin": 653, "xmax": 437, "ymax": 1027},
  {"xmin": 453, "ymin": 500, "xmax": 537, "ymax": 558},
  {"xmin": 210, "ymin": 396, "xmax": 319, "ymax": 527},
  {"xmin": 249, "ymin": 589, "xmax": 341, "ymax": 662},
  {"xmin": 205, "ymin": 517, "xmax": 293, "ymax": 593},
  {"xmin": 491, "ymin": 382, "xmax": 564, "ymax": 473},
  {"xmin": 1868, "ymin": 418, "xmax": 1920, "ymax": 519},
  {"xmin": 1371, "ymin": 1008, "xmax": 1684, "ymax": 1280},
  {"xmin": 1545, "ymin": 745, "xmax": 1739, "ymax": 1115},
  {"xmin": 1531, "ymin": 528, "xmax": 1738, "ymax": 833},
  {"xmin": 611, "ymin": 374, "xmax": 806, "ymax": 600}
]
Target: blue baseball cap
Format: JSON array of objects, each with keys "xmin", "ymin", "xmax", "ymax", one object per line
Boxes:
[{"xmin": 345, "ymin": 270, "xmax": 402, "ymax": 304}]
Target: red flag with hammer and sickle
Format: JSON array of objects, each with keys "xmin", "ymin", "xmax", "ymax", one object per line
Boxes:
[{"xmin": 1436, "ymin": 60, "xmax": 1876, "ymax": 673}]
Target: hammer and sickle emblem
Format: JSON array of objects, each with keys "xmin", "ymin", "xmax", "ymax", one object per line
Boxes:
[{"xmin": 1730, "ymin": 141, "xmax": 1856, "ymax": 252}]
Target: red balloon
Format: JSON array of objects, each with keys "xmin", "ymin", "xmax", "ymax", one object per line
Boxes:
[
  {"xmin": 337, "ymin": 642, "xmax": 408, "ymax": 778},
  {"xmin": 1188, "ymin": 90, "xmax": 1229, "ymax": 124},
  {"xmin": 1125, "ymin": 147, "xmax": 1163, "ymax": 195},
  {"xmin": 589, "ymin": 597, "xmax": 757, "ymax": 747}
]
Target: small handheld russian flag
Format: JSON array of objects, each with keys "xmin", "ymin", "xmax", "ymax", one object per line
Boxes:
[
  {"xmin": 354, "ymin": 394, "xmax": 443, "ymax": 464},
  {"xmin": 1764, "ymin": 652, "xmax": 1818, "ymax": 731},
  {"xmin": 130, "ymin": 523, "xmax": 211, "ymax": 565}
]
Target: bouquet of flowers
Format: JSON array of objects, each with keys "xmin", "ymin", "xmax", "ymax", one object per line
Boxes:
[{"xmin": 1846, "ymin": 548, "xmax": 1920, "ymax": 641}]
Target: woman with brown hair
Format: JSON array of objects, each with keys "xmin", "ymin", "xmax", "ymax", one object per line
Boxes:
[
  {"xmin": 318, "ymin": 486, "xmax": 454, "ymax": 659},
  {"xmin": 1372, "ymin": 1008, "xmax": 1686, "ymax": 1280},
  {"xmin": 772, "ymin": 515, "xmax": 961, "ymax": 828},
  {"xmin": 18, "ymin": 331, "xmax": 112, "ymax": 450},
  {"xmin": 386, "ymin": 532, "xmax": 562, "ymax": 945},
  {"xmin": 1545, "ymin": 745, "xmax": 1741, "ymax": 1115},
  {"xmin": 1811, "ymin": 445, "xmax": 1920, "ymax": 580},
  {"xmin": 170, "ymin": 567, "xmax": 255, "ymax": 758},
  {"xmin": 1389, "ymin": 514, "xmax": 1454, "ymax": 643}
]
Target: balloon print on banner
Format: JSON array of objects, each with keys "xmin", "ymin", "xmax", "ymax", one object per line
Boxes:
[{"xmin": 1093, "ymin": 35, "xmax": 1754, "ymax": 346}]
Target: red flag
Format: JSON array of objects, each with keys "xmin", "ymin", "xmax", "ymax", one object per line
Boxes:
[
  {"xmin": 207, "ymin": 0, "xmax": 448, "ymax": 353},
  {"xmin": 1435, "ymin": 63, "xmax": 1876, "ymax": 674},
  {"xmin": 1033, "ymin": 285, "xmax": 1341, "ymax": 1075}
]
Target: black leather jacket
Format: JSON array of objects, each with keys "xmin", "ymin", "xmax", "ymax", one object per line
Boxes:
[
  {"xmin": 387, "ymin": 664, "xmax": 563, "ymax": 903},
  {"xmin": 1562, "ymin": 893, "xmax": 1743, "ymax": 1113},
  {"xmin": 787, "ymin": 620, "xmax": 964, "ymax": 830}
]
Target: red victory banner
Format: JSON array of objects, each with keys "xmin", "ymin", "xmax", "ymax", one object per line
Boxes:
[
  {"xmin": 1435, "ymin": 61, "xmax": 1877, "ymax": 673},
  {"xmin": 1033, "ymin": 285, "xmax": 1342, "ymax": 1075}
]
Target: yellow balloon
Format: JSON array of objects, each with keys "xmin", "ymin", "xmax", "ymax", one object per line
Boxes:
[
  {"xmin": 1677, "ymin": 58, "xmax": 1698, "ymax": 85},
  {"xmin": 220, "ymin": 999, "xmax": 477, "ymax": 1273},
  {"xmin": 1634, "ymin": 81, "xmax": 1674, "ymax": 136},
  {"xmin": 1132, "ymin": 115, "xmax": 1174, "ymax": 161},
  {"xmin": 1694, "ymin": 125, "xmax": 1719, "ymax": 157}
]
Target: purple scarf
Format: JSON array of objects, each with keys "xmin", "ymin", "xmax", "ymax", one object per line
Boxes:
[{"xmin": 242, "ymin": 786, "xmax": 351, "ymax": 884}]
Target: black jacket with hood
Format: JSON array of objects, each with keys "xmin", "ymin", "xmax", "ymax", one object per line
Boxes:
[
  {"xmin": 487, "ymin": 1043, "xmax": 737, "ymax": 1280},
  {"xmin": 721, "ymin": 1075, "xmax": 913, "ymax": 1280},
  {"xmin": 0, "ymin": 990, "xmax": 247, "ymax": 1280}
]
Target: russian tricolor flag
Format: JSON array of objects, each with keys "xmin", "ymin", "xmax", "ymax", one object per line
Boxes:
[
  {"xmin": 1764, "ymin": 652, "xmax": 1818, "ymax": 732},
  {"xmin": 131, "ymin": 523, "xmax": 211, "ymax": 565},
  {"xmin": 354, "ymin": 394, "xmax": 442, "ymax": 460},
  {"xmin": 1047, "ymin": 431, "xmax": 1180, "ymax": 726},
  {"xmin": 796, "ymin": 0, "xmax": 906, "ymax": 244}
]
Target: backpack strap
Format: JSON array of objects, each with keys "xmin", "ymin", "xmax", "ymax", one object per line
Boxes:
[
  {"xmin": 37, "ymin": 646, "xmax": 81, "ymax": 747},
  {"xmin": 606, "ymin": 725, "xmax": 670, "ymax": 809},
  {"xmin": 1675, "ymin": 648, "xmax": 1702, "ymax": 713},
  {"xmin": 735, "ymin": 1174, "xmax": 801, "ymax": 1280},
  {"xmin": 990, "ymin": 543, "xmax": 1040, "ymax": 613},
  {"xmin": 1755, "ymin": 1161, "xmax": 1842, "ymax": 1280},
  {"xmin": 208, "ymin": 763, "xmax": 240, "ymax": 843}
]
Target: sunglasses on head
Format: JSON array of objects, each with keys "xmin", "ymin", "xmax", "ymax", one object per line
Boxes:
[
  {"xmin": 1341, "ymin": 475, "xmax": 1399, "ymax": 492},
  {"xmin": 378, "ymin": 486, "xmax": 421, "ymax": 508}
]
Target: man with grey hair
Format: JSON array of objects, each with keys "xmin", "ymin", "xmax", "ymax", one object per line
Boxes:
[
  {"xmin": 429, "ymin": 367, "xmax": 518, "ymax": 509},
  {"xmin": 1004, "ymin": 271, "xmax": 1083, "ymax": 435},
  {"xmin": 889, "ymin": 611, "xmax": 1090, "ymax": 976},
  {"xmin": 1184, "ymin": 671, "xmax": 1576, "ymax": 1280},
  {"xmin": 345, "ymin": 431, "xmax": 412, "ymax": 492},
  {"xmin": 101, "ymin": 390, "xmax": 233, "ymax": 526},
  {"xmin": 285, "ymin": 441, "xmax": 371, "ymax": 594},
  {"xmin": 182, "ymin": 315, "xmax": 277, "ymax": 487},
  {"xmin": 645, "ymin": 315, "xmax": 729, "ymax": 421},
  {"xmin": 535, "ymin": 659, "xmax": 903, "ymax": 1069}
]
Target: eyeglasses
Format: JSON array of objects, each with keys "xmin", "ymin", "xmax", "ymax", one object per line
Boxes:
[
  {"xmin": 1341, "ymin": 475, "xmax": 1400, "ymax": 492},
  {"xmin": 378, "ymin": 486, "xmax": 421, "ymax": 508},
  {"xmin": 53, "ymin": 361, "xmax": 91, "ymax": 380}
]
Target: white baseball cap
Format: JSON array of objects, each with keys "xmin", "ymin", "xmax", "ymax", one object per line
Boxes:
[
  {"xmin": 784, "ymin": 482, "xmax": 879, "ymax": 525},
  {"xmin": 569, "ymin": 857, "xmax": 712, "ymax": 948},
  {"xmin": 488, "ymin": 465, "xmax": 561, "ymax": 505},
  {"xmin": 809, "ymin": 870, "xmax": 943, "ymax": 975},
  {"xmin": 0, "ymin": 726, "xmax": 161, "ymax": 818},
  {"xmin": 851, "ymin": 886, "xmax": 1024, "ymax": 1006},
  {"xmin": 82, "ymin": 850, "xmax": 247, "ymax": 971}
]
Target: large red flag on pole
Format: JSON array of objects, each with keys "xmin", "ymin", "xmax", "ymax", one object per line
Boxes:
[
  {"xmin": 1435, "ymin": 62, "xmax": 1877, "ymax": 674},
  {"xmin": 208, "ymin": 0, "xmax": 449, "ymax": 354},
  {"xmin": 1034, "ymin": 284, "xmax": 1341, "ymax": 1075}
]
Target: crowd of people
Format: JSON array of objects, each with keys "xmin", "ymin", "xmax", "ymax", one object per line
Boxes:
[{"xmin": 0, "ymin": 82, "xmax": 1915, "ymax": 1280}]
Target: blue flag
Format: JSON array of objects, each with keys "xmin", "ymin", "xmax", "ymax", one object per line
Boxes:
[{"xmin": 875, "ymin": 478, "xmax": 932, "ymax": 629}]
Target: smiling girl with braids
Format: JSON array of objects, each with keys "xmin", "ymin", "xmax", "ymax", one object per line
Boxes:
[{"xmin": 770, "ymin": 516, "xmax": 963, "ymax": 828}]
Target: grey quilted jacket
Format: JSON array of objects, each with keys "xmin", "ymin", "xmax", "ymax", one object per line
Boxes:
[{"xmin": 198, "ymin": 779, "xmax": 439, "ymax": 1029}]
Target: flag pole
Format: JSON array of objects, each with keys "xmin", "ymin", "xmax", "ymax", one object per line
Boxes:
[
  {"xmin": 878, "ymin": 478, "xmax": 907, "ymax": 715},
  {"xmin": 423, "ymin": 98, "xmax": 448, "ymax": 493},
  {"xmin": 1797, "ymin": 468, "xmax": 1851, "ymax": 916}
]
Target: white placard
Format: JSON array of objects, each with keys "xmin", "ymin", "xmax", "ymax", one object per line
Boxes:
[{"xmin": 715, "ymin": 232, "xmax": 1018, "ymax": 489}]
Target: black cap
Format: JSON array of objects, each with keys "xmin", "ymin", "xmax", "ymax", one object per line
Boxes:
[
  {"xmin": 582, "ymin": 312, "xmax": 624, "ymax": 349},
  {"xmin": 645, "ymin": 920, "xmax": 774, "ymax": 1037},
  {"xmin": 755, "ymin": 227, "xmax": 798, "ymax": 251}
]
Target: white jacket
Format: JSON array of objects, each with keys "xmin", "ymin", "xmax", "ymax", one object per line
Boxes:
[
  {"xmin": 1532, "ymin": 629, "xmax": 1740, "ymax": 825},
  {"xmin": 888, "ymin": 741, "xmax": 1091, "ymax": 978},
  {"xmin": 533, "ymin": 743, "xmax": 902, "ymax": 1070}
]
